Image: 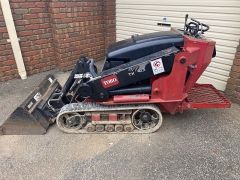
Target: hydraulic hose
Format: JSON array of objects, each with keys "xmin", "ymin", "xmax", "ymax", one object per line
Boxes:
[{"xmin": 89, "ymin": 59, "xmax": 98, "ymax": 78}]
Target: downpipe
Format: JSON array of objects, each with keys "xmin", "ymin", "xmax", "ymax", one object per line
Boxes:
[{"xmin": 0, "ymin": 0, "xmax": 27, "ymax": 79}]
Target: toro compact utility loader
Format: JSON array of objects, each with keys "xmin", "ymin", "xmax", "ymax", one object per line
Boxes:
[{"xmin": 0, "ymin": 15, "xmax": 231, "ymax": 135}]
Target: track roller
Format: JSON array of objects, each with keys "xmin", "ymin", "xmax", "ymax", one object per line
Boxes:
[
  {"xmin": 124, "ymin": 124, "xmax": 134, "ymax": 132},
  {"xmin": 105, "ymin": 125, "xmax": 115, "ymax": 132},
  {"xmin": 96, "ymin": 124, "xmax": 104, "ymax": 132},
  {"xmin": 115, "ymin": 125, "xmax": 123, "ymax": 132},
  {"xmin": 57, "ymin": 113, "xmax": 87, "ymax": 133},
  {"xmin": 132, "ymin": 109, "xmax": 160, "ymax": 130},
  {"xmin": 86, "ymin": 124, "xmax": 95, "ymax": 132}
]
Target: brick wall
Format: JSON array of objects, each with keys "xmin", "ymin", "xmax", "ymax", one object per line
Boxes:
[
  {"xmin": 226, "ymin": 42, "xmax": 240, "ymax": 104},
  {"xmin": 0, "ymin": 0, "xmax": 116, "ymax": 81},
  {"xmin": 103, "ymin": 0, "xmax": 116, "ymax": 50}
]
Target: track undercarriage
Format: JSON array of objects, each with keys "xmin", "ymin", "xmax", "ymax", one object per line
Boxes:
[{"xmin": 56, "ymin": 103, "xmax": 163, "ymax": 133}]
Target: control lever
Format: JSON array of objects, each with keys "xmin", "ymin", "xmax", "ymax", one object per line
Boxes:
[{"xmin": 184, "ymin": 14, "xmax": 189, "ymax": 33}]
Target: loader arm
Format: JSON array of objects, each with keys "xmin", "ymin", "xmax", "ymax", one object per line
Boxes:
[{"xmin": 75, "ymin": 47, "xmax": 179, "ymax": 101}]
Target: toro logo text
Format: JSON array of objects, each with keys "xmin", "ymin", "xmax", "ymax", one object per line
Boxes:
[{"xmin": 101, "ymin": 74, "xmax": 120, "ymax": 89}]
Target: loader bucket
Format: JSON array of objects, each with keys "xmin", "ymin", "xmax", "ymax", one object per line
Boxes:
[{"xmin": 0, "ymin": 75, "xmax": 62, "ymax": 135}]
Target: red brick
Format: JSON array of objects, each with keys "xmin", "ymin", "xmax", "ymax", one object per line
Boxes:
[
  {"xmin": 2, "ymin": 33, "xmax": 9, "ymax": 39},
  {"xmin": 234, "ymin": 59, "xmax": 240, "ymax": 65},
  {"xmin": 232, "ymin": 66, "xmax": 240, "ymax": 73},
  {"xmin": 38, "ymin": 13, "xmax": 49, "ymax": 18},
  {"xmin": 23, "ymin": 51, "xmax": 38, "ymax": 57},
  {"xmin": 29, "ymin": 8, "xmax": 44, "ymax": 13},
  {"xmin": 35, "ymin": 39, "xmax": 49, "ymax": 45},
  {"xmin": 30, "ymin": 19, "xmax": 44, "ymax": 24},
  {"xmin": 20, "ymin": 41, "xmax": 31, "ymax": 47},
  {"xmin": 23, "ymin": 14, "xmax": 38, "ymax": 19},
  {"xmin": 0, "ymin": 66, "xmax": 11, "ymax": 72},
  {"xmin": 18, "ymin": 30, "xmax": 33, "ymax": 36},
  {"xmin": 35, "ymin": 2, "xmax": 46, "ymax": 8},
  {"xmin": 39, "ymin": 24, "xmax": 50, "ymax": 29},
  {"xmin": 19, "ymin": 3, "xmax": 35, "ymax": 8},
  {"xmin": 53, "ymin": 13, "xmax": 66, "ymax": 19},
  {"xmin": 0, "ymin": 27, "xmax": 7, "ymax": 33},
  {"xmin": 51, "ymin": 2, "xmax": 66, "ymax": 8},
  {"xmin": 25, "ymin": 24, "xmax": 40, "ymax": 30},
  {"xmin": 13, "ymin": 9, "xmax": 29, "ymax": 14},
  {"xmin": 15, "ymin": 20, "xmax": 30, "ymax": 26}
]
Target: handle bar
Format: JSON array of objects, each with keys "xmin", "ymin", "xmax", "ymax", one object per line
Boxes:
[{"xmin": 191, "ymin": 18, "xmax": 210, "ymax": 33}]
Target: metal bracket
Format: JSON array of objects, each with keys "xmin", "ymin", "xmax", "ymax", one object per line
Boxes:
[
  {"xmin": 74, "ymin": 73, "xmax": 93, "ymax": 79},
  {"xmin": 7, "ymin": 38, "xmax": 20, "ymax": 42}
]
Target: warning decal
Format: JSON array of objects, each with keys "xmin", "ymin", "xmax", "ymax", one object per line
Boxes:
[{"xmin": 150, "ymin": 58, "xmax": 165, "ymax": 75}]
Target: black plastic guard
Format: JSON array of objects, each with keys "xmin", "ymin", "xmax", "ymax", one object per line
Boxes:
[{"xmin": 0, "ymin": 75, "xmax": 62, "ymax": 135}]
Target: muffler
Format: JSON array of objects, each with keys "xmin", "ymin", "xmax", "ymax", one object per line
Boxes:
[{"xmin": 0, "ymin": 75, "xmax": 63, "ymax": 135}]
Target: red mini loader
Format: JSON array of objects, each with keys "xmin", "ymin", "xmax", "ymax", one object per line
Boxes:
[{"xmin": 0, "ymin": 15, "xmax": 231, "ymax": 135}]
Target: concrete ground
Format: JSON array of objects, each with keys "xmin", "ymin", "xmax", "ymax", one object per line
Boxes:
[{"xmin": 0, "ymin": 69, "xmax": 240, "ymax": 180}]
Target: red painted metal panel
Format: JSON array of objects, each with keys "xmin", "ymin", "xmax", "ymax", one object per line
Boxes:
[
  {"xmin": 113, "ymin": 94, "xmax": 150, "ymax": 103},
  {"xmin": 109, "ymin": 114, "xmax": 118, "ymax": 121},
  {"xmin": 92, "ymin": 114, "xmax": 100, "ymax": 121},
  {"xmin": 149, "ymin": 34, "xmax": 217, "ymax": 113},
  {"xmin": 183, "ymin": 36, "xmax": 216, "ymax": 92}
]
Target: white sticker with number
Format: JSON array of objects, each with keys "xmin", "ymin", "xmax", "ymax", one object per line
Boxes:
[
  {"xmin": 33, "ymin": 92, "xmax": 42, "ymax": 102},
  {"xmin": 150, "ymin": 58, "xmax": 165, "ymax": 75}
]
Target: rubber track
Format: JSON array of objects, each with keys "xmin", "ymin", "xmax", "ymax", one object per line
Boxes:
[{"xmin": 56, "ymin": 102, "xmax": 163, "ymax": 134}]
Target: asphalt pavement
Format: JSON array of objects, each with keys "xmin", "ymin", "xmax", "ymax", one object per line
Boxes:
[{"xmin": 0, "ymin": 69, "xmax": 240, "ymax": 180}]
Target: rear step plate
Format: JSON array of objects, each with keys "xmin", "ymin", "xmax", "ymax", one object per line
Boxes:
[{"xmin": 186, "ymin": 84, "xmax": 231, "ymax": 109}]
